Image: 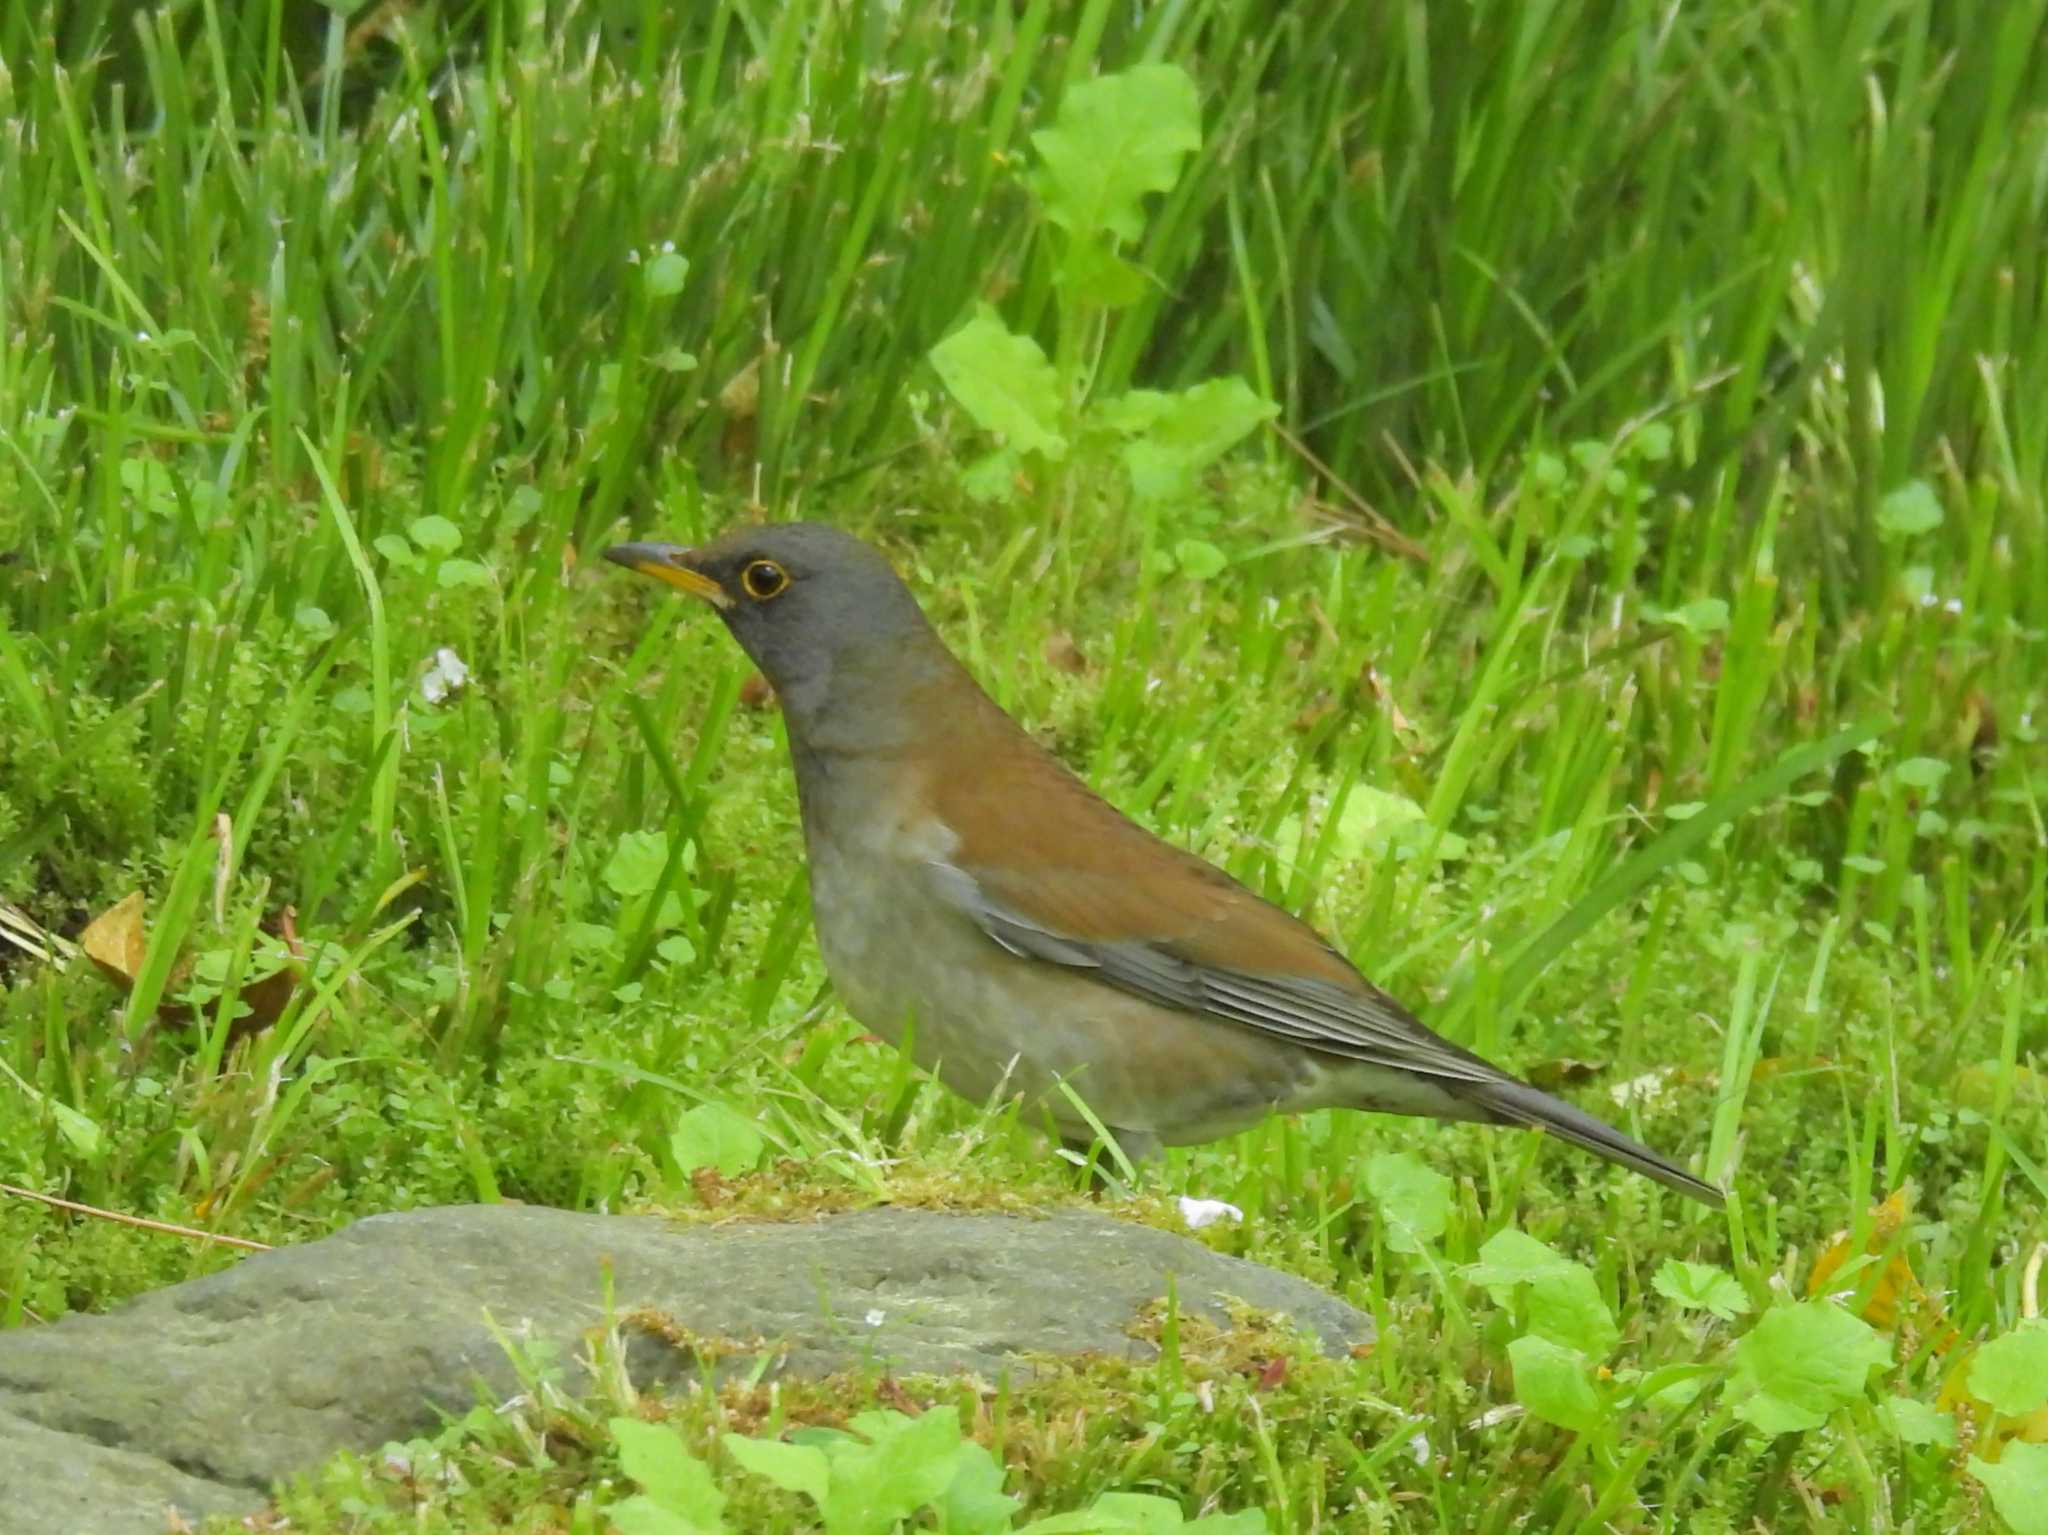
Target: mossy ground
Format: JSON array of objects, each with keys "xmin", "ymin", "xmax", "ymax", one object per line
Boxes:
[{"xmin": 2, "ymin": 3, "xmax": 2044, "ymax": 1530}]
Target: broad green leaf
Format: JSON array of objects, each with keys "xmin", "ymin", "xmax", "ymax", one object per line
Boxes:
[
  {"xmin": 604, "ymin": 831, "xmax": 671, "ymax": 898},
  {"xmin": 602, "ymin": 1506, "xmax": 700, "ymax": 1535},
  {"xmin": 1173, "ymin": 539, "xmax": 1227, "ymax": 581},
  {"xmin": 1892, "ymin": 756, "xmax": 1951, "ymax": 793},
  {"xmin": 5, "ymin": 1065, "xmax": 105, "ymax": 1158},
  {"xmin": 436, "ymin": 557, "xmax": 493, "ymax": 589},
  {"xmin": 567, "ymin": 921, "xmax": 621, "ymax": 955},
  {"xmin": 929, "ymin": 308, "xmax": 1067, "ymax": 458},
  {"xmin": 1334, "ymin": 785, "xmax": 1429, "ymax": 850},
  {"xmin": 821, "ymin": 1406, "xmax": 965, "ymax": 1535},
  {"xmin": 1881, "ymin": 1396, "xmax": 1955, "ymax": 1447},
  {"xmin": 52, "ymin": 1097, "xmax": 104, "ymax": 1158},
  {"xmin": 1877, "ymin": 479, "xmax": 1944, "ymax": 538},
  {"xmin": 789, "ymin": 1425, "xmax": 861, "ymax": 1450},
  {"xmin": 721, "ymin": 1433, "xmax": 831, "ymax": 1505},
  {"xmin": 935, "ymin": 1439, "xmax": 1020, "ymax": 1535},
  {"xmin": 670, "ymin": 1102, "xmax": 766, "ymax": 1177},
  {"xmin": 1098, "ymin": 377, "xmax": 1278, "ymax": 501},
  {"xmin": 119, "ymin": 456, "xmax": 179, "ymax": 514},
  {"xmin": 1629, "ymin": 421, "xmax": 1674, "ymax": 461},
  {"xmin": 1466, "ymin": 1231, "xmax": 1615, "ymax": 1356},
  {"xmin": 1525, "ymin": 1264, "xmax": 1619, "ymax": 1358},
  {"xmin": 1639, "ymin": 1364, "xmax": 1712, "ymax": 1410},
  {"xmin": 1046, "ymin": 1491, "xmax": 1200, "ymax": 1530},
  {"xmin": 610, "ymin": 1497, "xmax": 714, "ymax": 1535},
  {"xmin": 1729, "ymin": 1301, "xmax": 1892, "ymax": 1434},
  {"xmin": 1089, "ymin": 1491, "xmax": 1187, "ymax": 1529},
  {"xmin": 1319, "ymin": 785, "xmax": 1469, "ymax": 865},
  {"xmin": 407, "ymin": 513, "xmax": 462, "ymax": 554},
  {"xmin": 1091, "ymin": 390, "xmax": 1173, "ymax": 436},
  {"xmin": 1020, "ymin": 1501, "xmax": 1263, "ymax": 1535},
  {"xmin": 1508, "ymin": 1334, "xmax": 1607, "ymax": 1435},
  {"xmin": 371, "ymin": 533, "xmax": 418, "ymax": 568},
  {"xmin": 609, "ymin": 1418, "xmax": 727, "ymax": 1530},
  {"xmin": 1060, "ymin": 237, "xmax": 1149, "ymax": 308},
  {"xmin": 960, "ymin": 447, "xmax": 1025, "ymax": 503},
  {"xmin": 1365, "ymin": 1151, "xmax": 1451, "ymax": 1254},
  {"xmin": 1969, "ymin": 1321, "xmax": 2048, "ymax": 1416},
  {"xmin": 1652, "ymin": 1260, "xmax": 1751, "ymax": 1321},
  {"xmin": 1971, "ymin": 1442, "xmax": 2048, "ymax": 1535},
  {"xmin": 843, "ymin": 1408, "xmax": 918, "ymax": 1440},
  {"xmin": 1648, "ymin": 597, "xmax": 1729, "ymax": 634},
  {"xmin": 1030, "ymin": 64, "xmax": 1201, "ymax": 245},
  {"xmin": 645, "ymin": 251, "xmax": 689, "ymax": 296},
  {"xmin": 869, "ymin": 1405, "xmax": 969, "ymax": 1507},
  {"xmin": 1465, "ymin": 1229, "xmax": 1575, "ymax": 1304}
]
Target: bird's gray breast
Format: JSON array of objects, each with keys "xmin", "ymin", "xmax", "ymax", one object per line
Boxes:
[{"xmin": 791, "ymin": 751, "xmax": 967, "ymax": 1031}]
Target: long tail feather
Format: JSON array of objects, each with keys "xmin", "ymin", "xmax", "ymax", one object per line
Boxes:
[{"xmin": 1461, "ymin": 1077, "xmax": 1725, "ymax": 1208}]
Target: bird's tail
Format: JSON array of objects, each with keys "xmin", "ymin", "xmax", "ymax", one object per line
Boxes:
[{"xmin": 1459, "ymin": 1076, "xmax": 1725, "ymax": 1208}]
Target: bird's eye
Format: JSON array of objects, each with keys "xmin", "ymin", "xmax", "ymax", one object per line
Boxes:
[{"xmin": 740, "ymin": 559, "xmax": 790, "ymax": 601}]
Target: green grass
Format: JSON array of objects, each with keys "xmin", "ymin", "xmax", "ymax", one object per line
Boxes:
[{"xmin": 2, "ymin": 1, "xmax": 2045, "ymax": 1530}]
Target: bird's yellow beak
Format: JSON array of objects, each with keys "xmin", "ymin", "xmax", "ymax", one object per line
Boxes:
[{"xmin": 601, "ymin": 542, "xmax": 732, "ymax": 609}]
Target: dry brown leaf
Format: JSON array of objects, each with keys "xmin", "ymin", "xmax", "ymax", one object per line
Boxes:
[
  {"xmin": 1807, "ymin": 1188, "xmax": 1956, "ymax": 1349},
  {"xmin": 80, "ymin": 890, "xmax": 301, "ymax": 1034},
  {"xmin": 1750, "ymin": 1054, "xmax": 1841, "ymax": 1085},
  {"xmin": 1957, "ymin": 1062, "xmax": 2043, "ymax": 1110},
  {"xmin": 1527, "ymin": 1057, "xmax": 1607, "ymax": 1090},
  {"xmin": 1043, "ymin": 631, "xmax": 1089, "ymax": 675},
  {"xmin": 81, "ymin": 890, "xmax": 149, "ymax": 990},
  {"xmin": 720, "ymin": 356, "xmax": 763, "ymax": 468},
  {"xmin": 1363, "ymin": 664, "xmax": 1422, "ymax": 747},
  {"xmin": 738, "ymin": 671, "xmax": 776, "ymax": 710},
  {"xmin": 233, "ymin": 967, "xmax": 300, "ymax": 1031}
]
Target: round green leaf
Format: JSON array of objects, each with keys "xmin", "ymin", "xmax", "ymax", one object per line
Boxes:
[
  {"xmin": 645, "ymin": 250, "xmax": 689, "ymax": 296},
  {"xmin": 1877, "ymin": 480, "xmax": 1944, "ymax": 538},
  {"xmin": 1969, "ymin": 1321, "xmax": 2048, "ymax": 1417},
  {"xmin": 407, "ymin": 513, "xmax": 462, "ymax": 554},
  {"xmin": 1970, "ymin": 1442, "xmax": 2048, "ymax": 1535},
  {"xmin": 1730, "ymin": 1301, "xmax": 1892, "ymax": 1435},
  {"xmin": 1365, "ymin": 1151, "xmax": 1451, "ymax": 1254},
  {"xmin": 1508, "ymin": 1334, "xmax": 1607, "ymax": 1435}
]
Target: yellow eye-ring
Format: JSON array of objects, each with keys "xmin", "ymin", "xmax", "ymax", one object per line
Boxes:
[{"xmin": 740, "ymin": 559, "xmax": 790, "ymax": 600}]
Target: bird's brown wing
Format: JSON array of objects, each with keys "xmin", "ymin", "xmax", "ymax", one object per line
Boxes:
[
  {"xmin": 936, "ymin": 858, "xmax": 1502, "ymax": 1085},
  {"xmin": 922, "ymin": 722, "xmax": 1502, "ymax": 1084},
  {"xmin": 917, "ymin": 693, "xmax": 1726, "ymax": 1208}
]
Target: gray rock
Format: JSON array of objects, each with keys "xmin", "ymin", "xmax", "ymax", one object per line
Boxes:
[
  {"xmin": 0, "ymin": 1202, "xmax": 1370, "ymax": 1534},
  {"xmin": 0, "ymin": 1406, "xmax": 260, "ymax": 1532}
]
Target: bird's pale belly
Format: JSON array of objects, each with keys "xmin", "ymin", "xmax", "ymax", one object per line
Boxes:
[{"xmin": 804, "ymin": 833, "xmax": 1328, "ymax": 1147}]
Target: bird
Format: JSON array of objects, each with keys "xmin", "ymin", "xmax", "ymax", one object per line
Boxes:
[{"xmin": 604, "ymin": 523, "xmax": 1725, "ymax": 1207}]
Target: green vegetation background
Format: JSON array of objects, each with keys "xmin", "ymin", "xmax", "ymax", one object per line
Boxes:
[{"xmin": 0, "ymin": 1, "xmax": 2043, "ymax": 1530}]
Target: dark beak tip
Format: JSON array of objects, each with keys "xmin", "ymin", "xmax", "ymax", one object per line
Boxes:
[
  {"xmin": 599, "ymin": 540, "xmax": 730, "ymax": 607},
  {"xmin": 601, "ymin": 542, "xmax": 661, "ymax": 571}
]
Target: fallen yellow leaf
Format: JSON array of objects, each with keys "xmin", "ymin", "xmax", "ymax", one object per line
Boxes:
[
  {"xmin": 1808, "ymin": 1188, "xmax": 1957, "ymax": 1349},
  {"xmin": 80, "ymin": 890, "xmax": 149, "ymax": 989}
]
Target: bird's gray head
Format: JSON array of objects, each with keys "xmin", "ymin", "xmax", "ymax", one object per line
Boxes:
[{"xmin": 603, "ymin": 522, "xmax": 946, "ymax": 746}]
